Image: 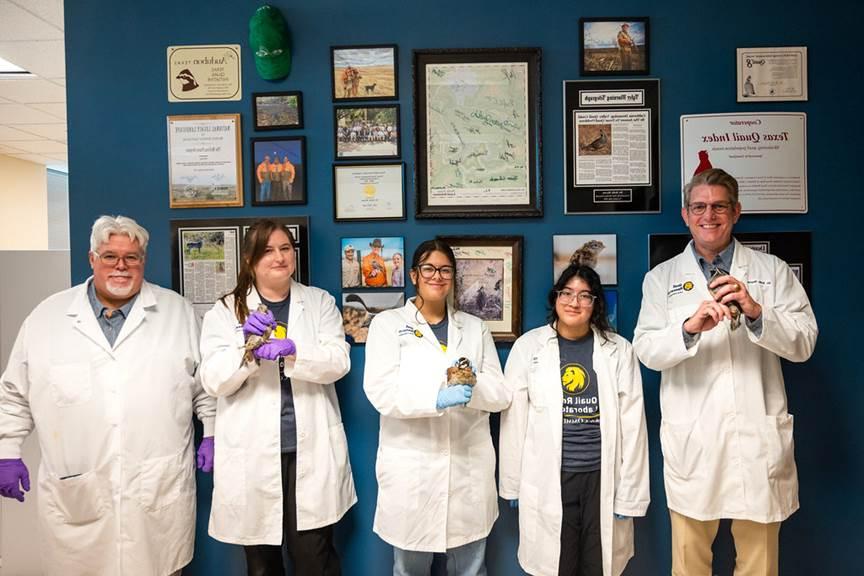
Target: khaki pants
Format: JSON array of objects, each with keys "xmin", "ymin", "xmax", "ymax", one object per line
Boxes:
[{"xmin": 670, "ymin": 510, "xmax": 780, "ymax": 576}]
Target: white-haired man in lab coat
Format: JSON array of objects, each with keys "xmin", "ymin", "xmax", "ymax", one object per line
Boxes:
[
  {"xmin": 634, "ymin": 169, "xmax": 818, "ymax": 576},
  {"xmin": 0, "ymin": 215, "xmax": 216, "ymax": 576}
]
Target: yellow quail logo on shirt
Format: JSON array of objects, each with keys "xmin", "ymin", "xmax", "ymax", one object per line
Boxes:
[
  {"xmin": 683, "ymin": 281, "xmax": 694, "ymax": 291},
  {"xmin": 561, "ymin": 364, "xmax": 589, "ymax": 395},
  {"xmin": 414, "ymin": 329, "xmax": 423, "ymax": 338}
]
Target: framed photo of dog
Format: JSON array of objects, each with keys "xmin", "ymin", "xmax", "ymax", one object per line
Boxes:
[{"xmin": 331, "ymin": 44, "xmax": 398, "ymax": 102}]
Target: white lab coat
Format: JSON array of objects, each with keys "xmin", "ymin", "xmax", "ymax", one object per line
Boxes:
[
  {"xmin": 199, "ymin": 282, "xmax": 356, "ymax": 544},
  {"xmin": 0, "ymin": 280, "xmax": 215, "ymax": 576},
  {"xmin": 633, "ymin": 240, "xmax": 818, "ymax": 523},
  {"xmin": 363, "ymin": 300, "xmax": 509, "ymax": 552},
  {"xmin": 499, "ymin": 325, "xmax": 649, "ymax": 576}
]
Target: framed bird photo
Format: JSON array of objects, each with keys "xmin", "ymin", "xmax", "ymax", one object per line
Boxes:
[
  {"xmin": 342, "ymin": 291, "xmax": 405, "ymax": 344},
  {"xmin": 553, "ymin": 234, "xmax": 617, "ymax": 285},
  {"xmin": 563, "ymin": 79, "xmax": 660, "ymax": 214}
]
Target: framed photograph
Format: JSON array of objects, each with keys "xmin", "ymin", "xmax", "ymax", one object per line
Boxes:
[
  {"xmin": 167, "ymin": 114, "xmax": 243, "ymax": 208},
  {"xmin": 250, "ymin": 136, "xmax": 306, "ymax": 205},
  {"xmin": 553, "ymin": 234, "xmax": 618, "ymax": 285},
  {"xmin": 340, "ymin": 236, "xmax": 405, "ymax": 289},
  {"xmin": 333, "ymin": 163, "xmax": 405, "ymax": 221},
  {"xmin": 648, "ymin": 232, "xmax": 812, "ymax": 297},
  {"xmin": 253, "ymin": 91, "xmax": 303, "ymax": 130},
  {"xmin": 331, "ymin": 44, "xmax": 398, "ymax": 101},
  {"xmin": 342, "ymin": 291, "xmax": 405, "ymax": 344},
  {"xmin": 563, "ymin": 79, "xmax": 660, "ymax": 213},
  {"xmin": 170, "ymin": 216, "xmax": 310, "ymax": 319},
  {"xmin": 737, "ymin": 47, "xmax": 807, "ymax": 102},
  {"xmin": 580, "ymin": 17, "xmax": 649, "ymax": 76},
  {"xmin": 334, "ymin": 104, "xmax": 400, "ymax": 160},
  {"xmin": 437, "ymin": 235, "xmax": 523, "ymax": 342},
  {"xmin": 604, "ymin": 289, "xmax": 618, "ymax": 331},
  {"xmin": 414, "ymin": 48, "xmax": 543, "ymax": 219}
]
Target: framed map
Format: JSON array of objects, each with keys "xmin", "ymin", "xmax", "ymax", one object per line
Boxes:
[{"xmin": 414, "ymin": 48, "xmax": 543, "ymax": 218}]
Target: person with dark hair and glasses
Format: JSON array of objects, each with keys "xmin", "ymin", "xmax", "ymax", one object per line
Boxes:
[
  {"xmin": 499, "ymin": 264, "xmax": 649, "ymax": 576},
  {"xmin": 363, "ymin": 239, "xmax": 509, "ymax": 576},
  {"xmin": 199, "ymin": 219, "xmax": 356, "ymax": 576}
]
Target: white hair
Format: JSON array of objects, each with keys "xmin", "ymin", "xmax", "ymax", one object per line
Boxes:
[{"xmin": 89, "ymin": 215, "xmax": 150, "ymax": 253}]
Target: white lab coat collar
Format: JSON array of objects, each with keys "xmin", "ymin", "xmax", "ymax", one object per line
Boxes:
[
  {"xmin": 403, "ymin": 297, "xmax": 464, "ymax": 353},
  {"xmin": 539, "ymin": 323, "xmax": 619, "ymax": 355},
  {"xmin": 681, "ymin": 238, "xmax": 753, "ymax": 299},
  {"xmin": 245, "ymin": 281, "xmax": 308, "ymax": 332}
]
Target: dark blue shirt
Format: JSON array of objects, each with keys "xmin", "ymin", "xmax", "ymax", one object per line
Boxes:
[
  {"xmin": 558, "ymin": 332, "xmax": 601, "ymax": 473},
  {"xmin": 259, "ymin": 296, "xmax": 297, "ymax": 453}
]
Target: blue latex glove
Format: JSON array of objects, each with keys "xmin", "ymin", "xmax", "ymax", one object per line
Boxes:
[
  {"xmin": 436, "ymin": 384, "xmax": 473, "ymax": 410},
  {"xmin": 0, "ymin": 459, "xmax": 30, "ymax": 502},
  {"xmin": 509, "ymin": 499, "xmax": 519, "ymax": 509},
  {"xmin": 253, "ymin": 338, "xmax": 297, "ymax": 361},
  {"xmin": 614, "ymin": 513, "xmax": 631, "ymax": 520},
  {"xmin": 196, "ymin": 437, "xmax": 214, "ymax": 473},
  {"xmin": 243, "ymin": 310, "xmax": 276, "ymax": 338}
]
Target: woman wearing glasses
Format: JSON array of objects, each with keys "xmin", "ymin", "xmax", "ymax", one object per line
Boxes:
[
  {"xmin": 363, "ymin": 239, "xmax": 509, "ymax": 576},
  {"xmin": 199, "ymin": 219, "xmax": 356, "ymax": 576},
  {"xmin": 499, "ymin": 264, "xmax": 649, "ymax": 576}
]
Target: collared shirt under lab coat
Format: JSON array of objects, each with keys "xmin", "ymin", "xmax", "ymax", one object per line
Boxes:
[
  {"xmin": 0, "ymin": 279, "xmax": 215, "ymax": 576},
  {"xmin": 499, "ymin": 325, "xmax": 649, "ymax": 576},
  {"xmin": 634, "ymin": 240, "xmax": 818, "ymax": 523},
  {"xmin": 363, "ymin": 299, "xmax": 509, "ymax": 552},
  {"xmin": 199, "ymin": 282, "xmax": 356, "ymax": 545}
]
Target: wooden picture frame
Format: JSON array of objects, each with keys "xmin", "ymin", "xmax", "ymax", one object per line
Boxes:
[
  {"xmin": 414, "ymin": 48, "xmax": 542, "ymax": 218},
  {"xmin": 437, "ymin": 235, "xmax": 523, "ymax": 342}
]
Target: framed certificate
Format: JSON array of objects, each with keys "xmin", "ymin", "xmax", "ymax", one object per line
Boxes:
[
  {"xmin": 737, "ymin": 47, "xmax": 807, "ymax": 102},
  {"xmin": 333, "ymin": 163, "xmax": 405, "ymax": 221}
]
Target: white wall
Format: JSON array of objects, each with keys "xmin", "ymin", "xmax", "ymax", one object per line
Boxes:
[
  {"xmin": 0, "ymin": 250, "xmax": 70, "ymax": 575},
  {"xmin": 0, "ymin": 155, "xmax": 48, "ymax": 250}
]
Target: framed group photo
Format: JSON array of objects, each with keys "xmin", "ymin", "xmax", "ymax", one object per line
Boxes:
[
  {"xmin": 250, "ymin": 136, "xmax": 306, "ymax": 205},
  {"xmin": 414, "ymin": 48, "xmax": 543, "ymax": 219},
  {"xmin": 340, "ymin": 236, "xmax": 405, "ymax": 289},
  {"xmin": 331, "ymin": 44, "xmax": 398, "ymax": 101},
  {"xmin": 580, "ymin": 17, "xmax": 649, "ymax": 76},
  {"xmin": 253, "ymin": 91, "xmax": 303, "ymax": 130},
  {"xmin": 334, "ymin": 104, "xmax": 400, "ymax": 160},
  {"xmin": 437, "ymin": 235, "xmax": 523, "ymax": 342},
  {"xmin": 333, "ymin": 163, "xmax": 405, "ymax": 221}
]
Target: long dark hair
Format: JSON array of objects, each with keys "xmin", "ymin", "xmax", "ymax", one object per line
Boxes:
[
  {"xmin": 221, "ymin": 219, "xmax": 295, "ymax": 323},
  {"xmin": 547, "ymin": 264, "xmax": 613, "ymax": 340},
  {"xmin": 410, "ymin": 239, "xmax": 457, "ymax": 319}
]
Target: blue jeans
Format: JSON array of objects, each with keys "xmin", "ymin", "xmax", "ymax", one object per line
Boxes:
[
  {"xmin": 393, "ymin": 539, "xmax": 487, "ymax": 576},
  {"xmin": 260, "ymin": 180, "xmax": 271, "ymax": 202}
]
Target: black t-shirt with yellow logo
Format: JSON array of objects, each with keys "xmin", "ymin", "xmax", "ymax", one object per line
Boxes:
[{"xmin": 558, "ymin": 332, "xmax": 601, "ymax": 472}]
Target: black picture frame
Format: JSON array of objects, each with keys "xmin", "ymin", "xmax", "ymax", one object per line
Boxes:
[
  {"xmin": 250, "ymin": 136, "xmax": 307, "ymax": 206},
  {"xmin": 330, "ymin": 44, "xmax": 399, "ymax": 102},
  {"xmin": 333, "ymin": 104, "xmax": 401, "ymax": 161},
  {"xmin": 580, "ymin": 17, "xmax": 650, "ymax": 76},
  {"xmin": 414, "ymin": 48, "xmax": 543, "ymax": 219},
  {"xmin": 252, "ymin": 91, "xmax": 304, "ymax": 130},
  {"xmin": 333, "ymin": 163, "xmax": 406, "ymax": 222}
]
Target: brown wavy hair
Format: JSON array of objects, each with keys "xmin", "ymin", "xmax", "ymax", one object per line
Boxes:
[{"xmin": 221, "ymin": 219, "xmax": 295, "ymax": 323}]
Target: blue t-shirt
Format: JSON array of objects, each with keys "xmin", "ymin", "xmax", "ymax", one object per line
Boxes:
[
  {"xmin": 430, "ymin": 314, "xmax": 448, "ymax": 351},
  {"xmin": 558, "ymin": 332, "xmax": 601, "ymax": 472},
  {"xmin": 259, "ymin": 296, "xmax": 297, "ymax": 453}
]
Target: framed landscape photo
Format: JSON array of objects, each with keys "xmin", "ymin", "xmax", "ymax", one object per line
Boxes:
[
  {"xmin": 437, "ymin": 235, "xmax": 523, "ymax": 342},
  {"xmin": 333, "ymin": 163, "xmax": 405, "ymax": 221},
  {"xmin": 253, "ymin": 91, "xmax": 303, "ymax": 130},
  {"xmin": 250, "ymin": 136, "xmax": 306, "ymax": 205},
  {"xmin": 331, "ymin": 44, "xmax": 398, "ymax": 102},
  {"xmin": 580, "ymin": 17, "xmax": 649, "ymax": 76},
  {"xmin": 167, "ymin": 113, "xmax": 243, "ymax": 208},
  {"xmin": 334, "ymin": 104, "xmax": 400, "ymax": 160},
  {"xmin": 414, "ymin": 48, "xmax": 543, "ymax": 218}
]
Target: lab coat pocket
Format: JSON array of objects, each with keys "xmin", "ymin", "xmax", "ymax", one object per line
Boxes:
[
  {"xmin": 213, "ymin": 447, "xmax": 247, "ymax": 507},
  {"xmin": 527, "ymin": 371, "xmax": 549, "ymax": 411},
  {"xmin": 48, "ymin": 362, "xmax": 92, "ymax": 407},
  {"xmin": 328, "ymin": 423, "xmax": 351, "ymax": 474},
  {"xmin": 659, "ymin": 420, "xmax": 704, "ymax": 480},
  {"xmin": 765, "ymin": 414, "xmax": 795, "ymax": 480},
  {"xmin": 43, "ymin": 469, "xmax": 108, "ymax": 524},
  {"xmin": 137, "ymin": 450, "xmax": 192, "ymax": 512}
]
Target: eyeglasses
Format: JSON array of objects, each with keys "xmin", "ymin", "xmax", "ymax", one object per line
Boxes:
[
  {"xmin": 93, "ymin": 251, "xmax": 144, "ymax": 267},
  {"xmin": 556, "ymin": 290, "xmax": 597, "ymax": 306},
  {"xmin": 416, "ymin": 264, "xmax": 455, "ymax": 280},
  {"xmin": 687, "ymin": 202, "xmax": 733, "ymax": 215}
]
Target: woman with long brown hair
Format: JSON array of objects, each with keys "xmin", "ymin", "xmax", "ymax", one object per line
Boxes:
[{"xmin": 199, "ymin": 219, "xmax": 355, "ymax": 576}]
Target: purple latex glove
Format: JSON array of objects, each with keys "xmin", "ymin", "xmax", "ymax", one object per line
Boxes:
[
  {"xmin": 243, "ymin": 310, "xmax": 276, "ymax": 339},
  {"xmin": 0, "ymin": 459, "xmax": 30, "ymax": 502},
  {"xmin": 253, "ymin": 338, "xmax": 297, "ymax": 361},
  {"xmin": 196, "ymin": 437, "xmax": 214, "ymax": 473}
]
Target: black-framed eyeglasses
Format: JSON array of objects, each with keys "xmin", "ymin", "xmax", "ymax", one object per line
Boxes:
[
  {"xmin": 687, "ymin": 202, "xmax": 733, "ymax": 215},
  {"xmin": 416, "ymin": 264, "xmax": 455, "ymax": 280},
  {"xmin": 93, "ymin": 251, "xmax": 144, "ymax": 267},
  {"xmin": 556, "ymin": 290, "xmax": 596, "ymax": 306}
]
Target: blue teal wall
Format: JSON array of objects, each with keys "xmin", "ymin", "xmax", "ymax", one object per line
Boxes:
[{"xmin": 65, "ymin": 1, "xmax": 861, "ymax": 574}]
